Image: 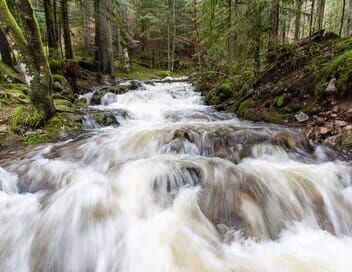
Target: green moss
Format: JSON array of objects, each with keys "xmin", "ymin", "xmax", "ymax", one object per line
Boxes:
[
  {"xmin": 273, "ymin": 96, "xmax": 285, "ymax": 108},
  {"xmin": 342, "ymin": 137, "xmax": 352, "ymax": 149},
  {"xmin": 10, "ymin": 105, "xmax": 45, "ymax": 133},
  {"xmin": 74, "ymin": 97, "xmax": 88, "ymax": 108},
  {"xmin": 236, "ymin": 99, "xmax": 260, "ymax": 120},
  {"xmin": 52, "ymin": 74, "xmax": 65, "ymax": 82},
  {"xmin": 94, "ymin": 112, "xmax": 105, "ymax": 124},
  {"xmin": 0, "ymin": 61, "xmax": 22, "ymax": 83},
  {"xmin": 218, "ymin": 83, "xmax": 233, "ymax": 102},
  {"xmin": 315, "ymin": 48, "xmax": 352, "ymax": 95},
  {"xmin": 54, "ymin": 99, "xmax": 74, "ymax": 113},
  {"xmin": 24, "ymin": 133, "xmax": 51, "ymax": 144}
]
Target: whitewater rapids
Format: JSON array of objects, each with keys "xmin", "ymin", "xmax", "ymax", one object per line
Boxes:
[{"xmin": 1, "ymin": 80, "xmax": 352, "ymax": 272}]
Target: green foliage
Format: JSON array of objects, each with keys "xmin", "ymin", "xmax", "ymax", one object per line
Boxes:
[
  {"xmin": 10, "ymin": 105, "xmax": 45, "ymax": 133},
  {"xmin": 272, "ymin": 96, "xmax": 290, "ymax": 108},
  {"xmin": 218, "ymin": 84, "xmax": 233, "ymax": 102},
  {"xmin": 315, "ymin": 48, "xmax": 352, "ymax": 96}
]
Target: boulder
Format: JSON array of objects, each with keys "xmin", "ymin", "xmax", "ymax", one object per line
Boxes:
[
  {"xmin": 295, "ymin": 112, "xmax": 309, "ymax": 123},
  {"xmin": 325, "ymin": 78, "xmax": 337, "ymax": 93}
]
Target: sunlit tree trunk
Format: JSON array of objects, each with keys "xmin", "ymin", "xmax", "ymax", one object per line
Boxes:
[{"xmin": 0, "ymin": 0, "xmax": 55, "ymax": 119}]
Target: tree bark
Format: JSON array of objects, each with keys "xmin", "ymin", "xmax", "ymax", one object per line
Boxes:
[
  {"xmin": 340, "ymin": 0, "xmax": 346, "ymax": 36},
  {"xmin": 315, "ymin": 0, "xmax": 325, "ymax": 31},
  {"xmin": 171, "ymin": 0, "xmax": 176, "ymax": 72},
  {"xmin": 294, "ymin": 0, "xmax": 303, "ymax": 41},
  {"xmin": 348, "ymin": 0, "xmax": 352, "ymax": 35},
  {"xmin": 43, "ymin": 0, "xmax": 59, "ymax": 57},
  {"xmin": 268, "ymin": 0, "xmax": 280, "ymax": 58},
  {"xmin": 0, "ymin": 0, "xmax": 55, "ymax": 119},
  {"xmin": 0, "ymin": 28, "xmax": 13, "ymax": 68},
  {"xmin": 81, "ymin": 0, "xmax": 90, "ymax": 55},
  {"xmin": 309, "ymin": 0, "xmax": 315, "ymax": 35},
  {"xmin": 94, "ymin": 0, "xmax": 114, "ymax": 75},
  {"xmin": 61, "ymin": 0, "xmax": 73, "ymax": 59}
]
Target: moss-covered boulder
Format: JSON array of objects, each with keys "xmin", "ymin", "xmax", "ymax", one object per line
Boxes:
[{"xmin": 54, "ymin": 99, "xmax": 75, "ymax": 113}]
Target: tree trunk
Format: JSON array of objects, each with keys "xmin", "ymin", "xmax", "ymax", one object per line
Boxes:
[
  {"xmin": 309, "ymin": 0, "xmax": 315, "ymax": 35},
  {"xmin": 193, "ymin": 0, "xmax": 201, "ymax": 72},
  {"xmin": 340, "ymin": 0, "xmax": 346, "ymax": 36},
  {"xmin": 61, "ymin": 0, "xmax": 73, "ymax": 59},
  {"xmin": 171, "ymin": 0, "xmax": 176, "ymax": 72},
  {"xmin": 94, "ymin": 0, "xmax": 114, "ymax": 75},
  {"xmin": 315, "ymin": 0, "xmax": 325, "ymax": 31},
  {"xmin": 81, "ymin": 0, "xmax": 90, "ymax": 55},
  {"xmin": 348, "ymin": 0, "xmax": 352, "ymax": 35},
  {"xmin": 268, "ymin": 0, "xmax": 280, "ymax": 58},
  {"xmin": 0, "ymin": 0, "xmax": 55, "ymax": 119},
  {"xmin": 294, "ymin": 0, "xmax": 303, "ymax": 41},
  {"xmin": 167, "ymin": 0, "xmax": 171, "ymax": 71},
  {"xmin": 43, "ymin": 0, "xmax": 59, "ymax": 57},
  {"xmin": 0, "ymin": 28, "xmax": 13, "ymax": 68}
]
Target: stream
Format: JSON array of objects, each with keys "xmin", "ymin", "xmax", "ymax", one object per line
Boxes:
[{"xmin": 1, "ymin": 80, "xmax": 352, "ymax": 271}]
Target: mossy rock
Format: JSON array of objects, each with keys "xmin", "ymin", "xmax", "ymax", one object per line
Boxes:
[
  {"xmin": 52, "ymin": 74, "xmax": 65, "ymax": 82},
  {"xmin": 93, "ymin": 112, "xmax": 119, "ymax": 127},
  {"xmin": 23, "ymin": 113, "xmax": 83, "ymax": 144},
  {"xmin": 262, "ymin": 108, "xmax": 287, "ymax": 122},
  {"xmin": 236, "ymin": 99, "xmax": 261, "ymax": 121},
  {"xmin": 218, "ymin": 83, "xmax": 233, "ymax": 102},
  {"xmin": 74, "ymin": 97, "xmax": 88, "ymax": 109},
  {"xmin": 342, "ymin": 137, "xmax": 352, "ymax": 149},
  {"xmin": 54, "ymin": 99, "xmax": 74, "ymax": 113}
]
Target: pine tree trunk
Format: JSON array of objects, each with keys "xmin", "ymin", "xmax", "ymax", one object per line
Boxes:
[
  {"xmin": 0, "ymin": 28, "xmax": 13, "ymax": 68},
  {"xmin": 294, "ymin": 0, "xmax": 303, "ymax": 41},
  {"xmin": 340, "ymin": 0, "xmax": 346, "ymax": 36},
  {"xmin": 81, "ymin": 0, "xmax": 90, "ymax": 55},
  {"xmin": 309, "ymin": 0, "xmax": 315, "ymax": 35},
  {"xmin": 0, "ymin": 0, "xmax": 55, "ymax": 119},
  {"xmin": 61, "ymin": 0, "xmax": 73, "ymax": 59},
  {"xmin": 268, "ymin": 0, "xmax": 280, "ymax": 58},
  {"xmin": 171, "ymin": 0, "xmax": 176, "ymax": 72},
  {"xmin": 44, "ymin": 0, "xmax": 59, "ymax": 57},
  {"xmin": 315, "ymin": 0, "xmax": 325, "ymax": 31},
  {"xmin": 94, "ymin": 0, "xmax": 114, "ymax": 75},
  {"xmin": 348, "ymin": 0, "xmax": 352, "ymax": 35}
]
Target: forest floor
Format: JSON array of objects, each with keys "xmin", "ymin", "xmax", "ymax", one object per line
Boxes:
[{"xmin": 196, "ymin": 31, "xmax": 352, "ymax": 151}]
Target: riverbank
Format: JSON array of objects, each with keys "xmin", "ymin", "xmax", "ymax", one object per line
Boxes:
[
  {"xmin": 0, "ymin": 62, "xmax": 180, "ymax": 149},
  {"xmin": 195, "ymin": 32, "xmax": 352, "ymax": 150}
]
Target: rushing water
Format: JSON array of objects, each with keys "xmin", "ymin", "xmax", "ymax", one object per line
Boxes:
[{"xmin": 1, "ymin": 80, "xmax": 352, "ymax": 272}]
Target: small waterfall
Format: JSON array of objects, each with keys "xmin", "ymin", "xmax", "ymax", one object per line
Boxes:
[{"xmin": 1, "ymin": 80, "xmax": 352, "ymax": 272}]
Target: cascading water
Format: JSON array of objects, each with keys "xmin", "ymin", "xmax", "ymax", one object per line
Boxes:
[{"xmin": 1, "ymin": 80, "xmax": 352, "ymax": 272}]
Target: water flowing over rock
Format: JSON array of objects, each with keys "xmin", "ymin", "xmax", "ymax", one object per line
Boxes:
[{"xmin": 1, "ymin": 80, "xmax": 352, "ymax": 271}]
